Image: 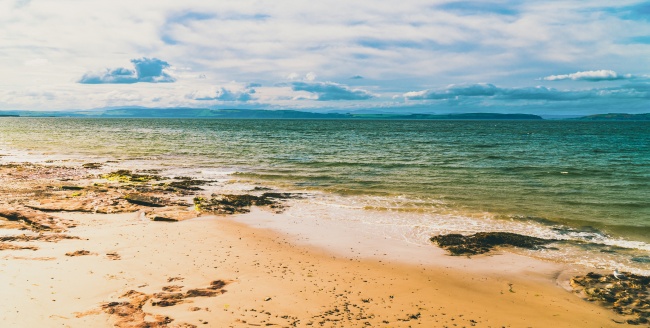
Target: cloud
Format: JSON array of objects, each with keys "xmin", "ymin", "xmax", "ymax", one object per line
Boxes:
[
  {"xmin": 403, "ymin": 82, "xmax": 650, "ymax": 104},
  {"xmin": 403, "ymin": 83, "xmax": 598, "ymax": 101},
  {"xmin": 79, "ymin": 58, "xmax": 175, "ymax": 84},
  {"xmin": 541, "ymin": 70, "xmax": 633, "ymax": 82},
  {"xmin": 190, "ymin": 86, "xmax": 256, "ymax": 102},
  {"xmin": 403, "ymin": 83, "xmax": 499, "ymax": 100},
  {"xmin": 291, "ymin": 82, "xmax": 375, "ymax": 101}
]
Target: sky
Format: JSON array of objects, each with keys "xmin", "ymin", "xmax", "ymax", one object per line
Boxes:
[{"xmin": 2, "ymin": 0, "xmax": 650, "ymax": 115}]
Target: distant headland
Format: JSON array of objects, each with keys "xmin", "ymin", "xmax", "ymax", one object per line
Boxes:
[{"xmin": 0, "ymin": 107, "xmax": 648, "ymax": 120}]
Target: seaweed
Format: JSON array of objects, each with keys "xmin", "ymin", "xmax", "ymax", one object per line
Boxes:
[
  {"xmin": 430, "ymin": 232, "xmax": 554, "ymax": 256},
  {"xmin": 571, "ymin": 272, "xmax": 650, "ymax": 325},
  {"xmin": 193, "ymin": 194, "xmax": 275, "ymax": 214}
]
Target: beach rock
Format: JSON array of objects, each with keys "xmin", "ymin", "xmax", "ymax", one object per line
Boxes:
[
  {"xmin": 430, "ymin": 232, "xmax": 554, "ymax": 256},
  {"xmin": 82, "ymin": 162, "xmax": 103, "ymax": 169},
  {"xmin": 106, "ymin": 252, "xmax": 121, "ymax": 260},
  {"xmin": 150, "ymin": 216, "xmax": 179, "ymax": 222},
  {"xmin": 193, "ymin": 194, "xmax": 275, "ymax": 214},
  {"xmin": 96, "ymin": 280, "xmax": 229, "ymax": 326},
  {"xmin": 162, "ymin": 285, "xmax": 184, "ymax": 292},
  {"xmin": 102, "ymin": 170, "xmax": 162, "ymax": 183},
  {"xmin": 26, "ymin": 191, "xmax": 141, "ymax": 214},
  {"xmin": 144, "ymin": 207, "xmax": 199, "ymax": 222},
  {"xmin": 123, "ymin": 193, "xmax": 167, "ymax": 207},
  {"xmin": 570, "ymin": 271, "xmax": 650, "ymax": 325},
  {"xmin": 0, "ymin": 209, "xmax": 74, "ymax": 232},
  {"xmin": 0, "ymin": 243, "xmax": 39, "ymax": 251},
  {"xmin": 65, "ymin": 250, "xmax": 92, "ymax": 256},
  {"xmin": 0, "ymin": 234, "xmax": 80, "ymax": 243},
  {"xmin": 163, "ymin": 178, "xmax": 210, "ymax": 191},
  {"xmin": 208, "ymin": 280, "xmax": 227, "ymax": 289},
  {"xmin": 185, "ymin": 288, "xmax": 221, "ymax": 298},
  {"xmin": 261, "ymin": 192, "xmax": 301, "ymax": 199},
  {"xmin": 61, "ymin": 185, "xmax": 84, "ymax": 191}
]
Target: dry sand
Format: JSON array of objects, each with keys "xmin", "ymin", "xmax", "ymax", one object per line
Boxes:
[{"xmin": 0, "ymin": 209, "xmax": 632, "ymax": 327}]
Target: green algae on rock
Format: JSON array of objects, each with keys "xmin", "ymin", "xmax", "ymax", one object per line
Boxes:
[{"xmin": 101, "ymin": 170, "xmax": 162, "ymax": 183}]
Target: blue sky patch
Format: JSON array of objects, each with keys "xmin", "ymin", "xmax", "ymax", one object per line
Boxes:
[{"xmin": 79, "ymin": 58, "xmax": 175, "ymax": 84}]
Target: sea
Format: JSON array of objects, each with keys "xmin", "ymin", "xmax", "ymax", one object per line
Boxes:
[{"xmin": 0, "ymin": 118, "xmax": 648, "ymax": 274}]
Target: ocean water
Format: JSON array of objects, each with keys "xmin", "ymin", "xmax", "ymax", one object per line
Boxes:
[{"xmin": 0, "ymin": 118, "xmax": 648, "ymax": 273}]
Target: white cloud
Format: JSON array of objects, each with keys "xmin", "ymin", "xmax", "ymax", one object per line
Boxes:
[
  {"xmin": 291, "ymin": 81, "xmax": 375, "ymax": 101},
  {"xmin": 542, "ymin": 70, "xmax": 633, "ymax": 82}
]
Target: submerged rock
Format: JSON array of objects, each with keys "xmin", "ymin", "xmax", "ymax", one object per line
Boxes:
[
  {"xmin": 430, "ymin": 232, "xmax": 554, "ymax": 256},
  {"xmin": 571, "ymin": 271, "xmax": 650, "ymax": 325}
]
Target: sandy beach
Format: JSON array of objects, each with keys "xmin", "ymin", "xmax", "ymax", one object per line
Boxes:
[{"xmin": 0, "ymin": 162, "xmax": 643, "ymax": 327}]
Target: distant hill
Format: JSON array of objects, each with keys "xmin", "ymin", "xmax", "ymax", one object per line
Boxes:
[
  {"xmin": 0, "ymin": 107, "xmax": 543, "ymax": 120},
  {"xmin": 97, "ymin": 108, "xmax": 544, "ymax": 120},
  {"xmin": 351, "ymin": 113, "xmax": 543, "ymax": 120},
  {"xmin": 575, "ymin": 113, "xmax": 650, "ymax": 121},
  {"xmin": 98, "ymin": 108, "xmax": 352, "ymax": 119}
]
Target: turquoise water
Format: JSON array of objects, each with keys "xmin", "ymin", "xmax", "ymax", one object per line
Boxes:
[{"xmin": 1, "ymin": 118, "xmax": 649, "ymax": 271}]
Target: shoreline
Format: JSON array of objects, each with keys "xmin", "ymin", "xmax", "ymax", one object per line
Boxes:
[
  {"xmin": 0, "ymin": 160, "xmax": 646, "ymax": 326},
  {"xmin": 0, "ymin": 211, "xmax": 629, "ymax": 327}
]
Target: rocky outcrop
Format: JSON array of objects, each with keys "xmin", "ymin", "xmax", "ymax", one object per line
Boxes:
[
  {"xmin": 101, "ymin": 170, "xmax": 162, "ymax": 183},
  {"xmin": 571, "ymin": 272, "xmax": 650, "ymax": 325},
  {"xmin": 430, "ymin": 232, "xmax": 554, "ymax": 256},
  {"xmin": 95, "ymin": 279, "xmax": 230, "ymax": 327},
  {"xmin": 193, "ymin": 194, "xmax": 273, "ymax": 214},
  {"xmin": 0, "ymin": 209, "xmax": 76, "ymax": 232}
]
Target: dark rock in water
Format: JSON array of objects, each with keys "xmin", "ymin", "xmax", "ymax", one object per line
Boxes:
[
  {"xmin": 82, "ymin": 162, "xmax": 103, "ymax": 169},
  {"xmin": 430, "ymin": 232, "xmax": 554, "ymax": 256},
  {"xmin": 193, "ymin": 194, "xmax": 276, "ymax": 214},
  {"xmin": 570, "ymin": 271, "xmax": 650, "ymax": 325},
  {"xmin": 61, "ymin": 185, "xmax": 84, "ymax": 191},
  {"xmin": 163, "ymin": 178, "xmax": 209, "ymax": 191},
  {"xmin": 150, "ymin": 216, "xmax": 178, "ymax": 222},
  {"xmin": 123, "ymin": 194, "xmax": 166, "ymax": 207},
  {"xmin": 261, "ymin": 192, "xmax": 301, "ymax": 199},
  {"xmin": 631, "ymin": 256, "xmax": 650, "ymax": 263},
  {"xmin": 102, "ymin": 170, "xmax": 161, "ymax": 183}
]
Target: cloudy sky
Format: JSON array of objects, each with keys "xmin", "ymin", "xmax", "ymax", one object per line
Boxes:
[{"xmin": 2, "ymin": 0, "xmax": 650, "ymax": 114}]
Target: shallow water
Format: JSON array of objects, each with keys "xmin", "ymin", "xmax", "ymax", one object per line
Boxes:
[{"xmin": 1, "ymin": 117, "xmax": 648, "ymax": 273}]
